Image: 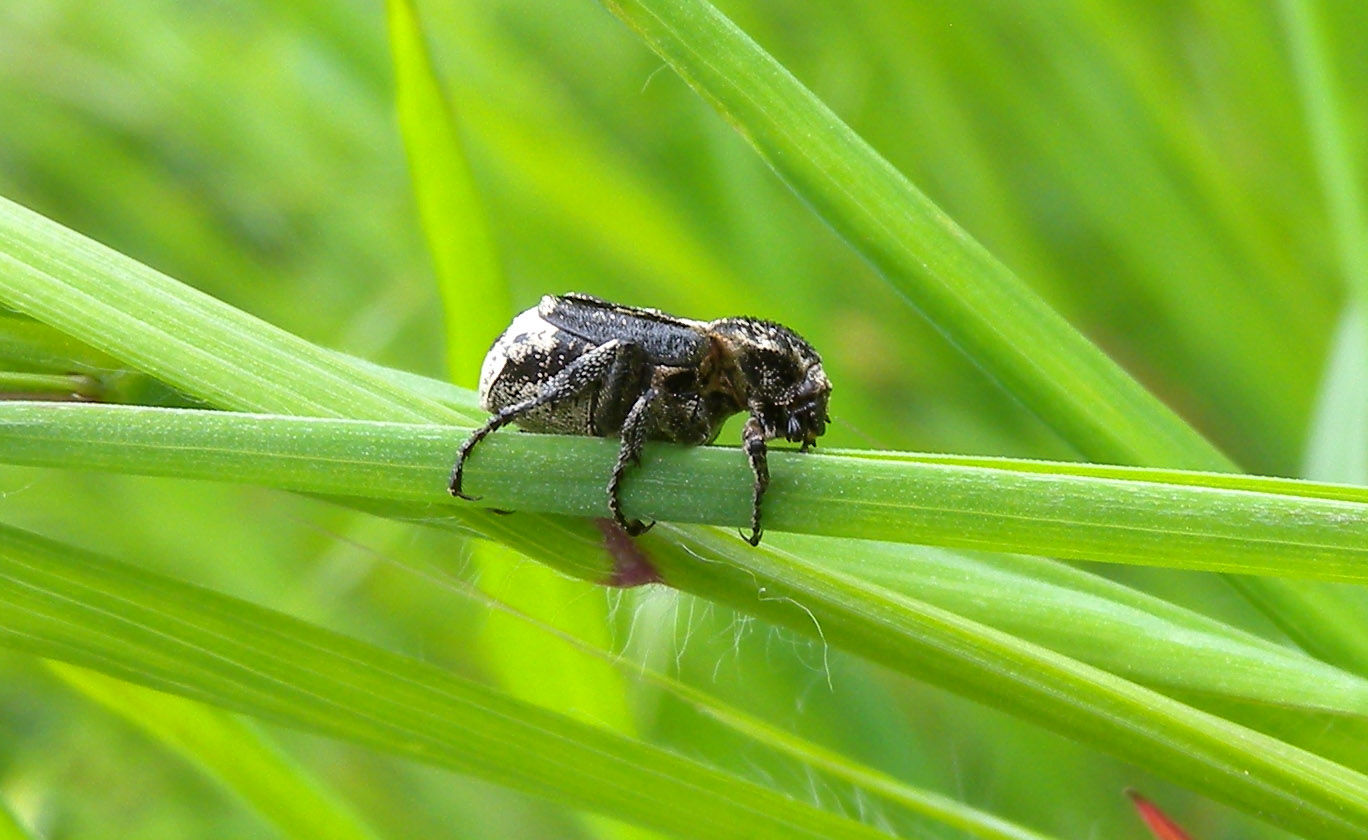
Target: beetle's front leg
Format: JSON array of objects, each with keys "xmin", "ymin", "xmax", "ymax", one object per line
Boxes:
[
  {"xmin": 449, "ymin": 340, "xmax": 637, "ymax": 500},
  {"xmin": 607, "ymin": 387, "xmax": 658, "ymax": 536},
  {"xmin": 741, "ymin": 416, "xmax": 769, "ymax": 546}
]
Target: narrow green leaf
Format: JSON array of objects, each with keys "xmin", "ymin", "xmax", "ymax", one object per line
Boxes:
[
  {"xmin": 1276, "ymin": 0, "xmax": 1368, "ymax": 310},
  {"xmin": 3, "ymin": 197, "xmax": 1364, "ymax": 836},
  {"xmin": 0, "ymin": 372, "xmax": 98, "ymax": 400},
  {"xmin": 823, "ymin": 540, "xmax": 1368, "ymax": 715},
  {"xmin": 0, "ymin": 801, "xmax": 32, "ymax": 840},
  {"xmin": 594, "ymin": 0, "xmax": 1226, "ymax": 471},
  {"xmin": 0, "ymin": 524, "xmax": 895, "ymax": 840},
  {"xmin": 1307, "ymin": 306, "xmax": 1368, "ymax": 485},
  {"xmin": 386, "ymin": 22, "xmax": 653, "ymax": 835},
  {"xmin": 0, "ymin": 311, "xmax": 121, "ymax": 374},
  {"xmin": 387, "ymin": 0, "xmax": 507, "ymax": 386},
  {"xmin": 47, "ymin": 663, "xmax": 382, "ymax": 840},
  {"xmin": 5, "ymin": 402, "xmax": 1368, "ymax": 582},
  {"xmin": 674, "ymin": 681, "xmax": 1059, "ymax": 840},
  {"xmin": 451, "ymin": 577, "xmax": 1063, "ymax": 840},
  {"xmin": 0, "ymin": 194, "xmax": 622, "ymax": 584},
  {"xmin": 0, "ymin": 196, "xmax": 460, "ymax": 424},
  {"xmin": 589, "ymin": 0, "xmax": 1368, "ymax": 712},
  {"xmin": 1267, "ymin": 305, "xmax": 1368, "ymax": 675},
  {"xmin": 15, "ymin": 395, "xmax": 1360, "ymax": 720},
  {"xmin": 646, "ymin": 525, "xmax": 1368, "ymax": 840}
]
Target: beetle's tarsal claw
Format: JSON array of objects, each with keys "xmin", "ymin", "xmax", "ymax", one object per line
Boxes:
[
  {"xmin": 448, "ymin": 463, "xmax": 482, "ymax": 501},
  {"xmin": 625, "ymin": 519, "xmax": 656, "ymax": 536}
]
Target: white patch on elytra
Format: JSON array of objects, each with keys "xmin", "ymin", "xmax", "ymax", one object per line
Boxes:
[{"xmin": 479, "ymin": 306, "xmax": 559, "ymax": 408}]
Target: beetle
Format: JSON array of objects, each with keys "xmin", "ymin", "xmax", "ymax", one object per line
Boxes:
[{"xmin": 448, "ymin": 293, "xmax": 831, "ymax": 545}]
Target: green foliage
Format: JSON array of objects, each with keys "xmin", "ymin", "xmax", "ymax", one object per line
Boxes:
[
  {"xmin": 0, "ymin": 525, "xmax": 895, "ymax": 840},
  {"xmin": 1, "ymin": 0, "xmax": 1366, "ymax": 839}
]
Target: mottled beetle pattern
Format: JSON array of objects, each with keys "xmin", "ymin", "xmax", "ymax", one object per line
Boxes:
[{"xmin": 448, "ymin": 293, "xmax": 832, "ymax": 545}]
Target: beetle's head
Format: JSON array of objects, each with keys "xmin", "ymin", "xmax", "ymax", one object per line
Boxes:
[
  {"xmin": 710, "ymin": 317, "xmax": 832, "ymax": 448},
  {"xmin": 780, "ymin": 361, "xmax": 832, "ymax": 448}
]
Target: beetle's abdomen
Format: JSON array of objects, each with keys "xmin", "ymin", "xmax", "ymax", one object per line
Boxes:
[{"xmin": 478, "ymin": 307, "xmax": 600, "ymax": 435}]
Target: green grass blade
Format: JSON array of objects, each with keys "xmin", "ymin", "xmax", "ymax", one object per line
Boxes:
[
  {"xmin": 1306, "ymin": 307, "xmax": 1368, "ymax": 485},
  {"xmin": 387, "ymin": 0, "xmax": 507, "ymax": 386},
  {"xmin": 0, "ymin": 196, "xmax": 458, "ymax": 424},
  {"xmin": 0, "ymin": 524, "xmax": 895, "ymax": 840},
  {"xmin": 674, "ymin": 683, "xmax": 1059, "ymax": 840},
  {"xmin": 10, "ymin": 399, "xmax": 1368, "ymax": 711},
  {"xmin": 0, "ymin": 372, "xmax": 99, "ymax": 400},
  {"xmin": 387, "ymin": 23, "xmax": 652, "ymax": 838},
  {"xmin": 1266, "ymin": 306, "xmax": 1368, "ymax": 674},
  {"xmin": 821, "ymin": 540, "xmax": 1368, "ymax": 714},
  {"xmin": 448, "ymin": 577, "xmax": 1062, "ymax": 840},
  {"xmin": 0, "ymin": 311, "xmax": 121, "ymax": 374},
  {"xmin": 4, "ymin": 195, "xmax": 1365, "ymax": 835},
  {"xmin": 1276, "ymin": 0, "xmax": 1368, "ymax": 310},
  {"xmin": 595, "ymin": 0, "xmax": 1226, "ymax": 471},
  {"xmin": 0, "ymin": 193, "xmax": 625, "ymax": 584},
  {"xmin": 0, "ymin": 801, "xmax": 32, "ymax": 840},
  {"xmin": 47, "ymin": 663, "xmax": 382, "ymax": 840},
  {"xmin": 648, "ymin": 526, "xmax": 1368, "ymax": 840},
  {"xmin": 590, "ymin": 0, "xmax": 1368, "ymax": 707},
  {"xmin": 5, "ymin": 402, "xmax": 1368, "ymax": 582}
]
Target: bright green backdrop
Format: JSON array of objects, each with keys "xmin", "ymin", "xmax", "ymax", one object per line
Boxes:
[{"xmin": 1, "ymin": 0, "xmax": 1366, "ymax": 838}]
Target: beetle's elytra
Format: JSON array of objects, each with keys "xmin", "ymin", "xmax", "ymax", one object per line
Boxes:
[{"xmin": 449, "ymin": 293, "xmax": 831, "ymax": 546}]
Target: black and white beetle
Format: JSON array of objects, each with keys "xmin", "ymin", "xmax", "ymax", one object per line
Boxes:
[{"xmin": 448, "ymin": 293, "xmax": 831, "ymax": 545}]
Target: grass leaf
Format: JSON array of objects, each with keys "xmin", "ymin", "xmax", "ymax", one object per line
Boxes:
[
  {"xmin": 387, "ymin": 0, "xmax": 508, "ymax": 386},
  {"xmin": 0, "ymin": 801, "xmax": 32, "ymax": 840},
  {"xmin": 48, "ymin": 663, "xmax": 382, "ymax": 840},
  {"xmin": 0, "ymin": 524, "xmax": 895, "ymax": 840},
  {"xmin": 5, "ymin": 402, "xmax": 1368, "ymax": 582},
  {"xmin": 595, "ymin": 0, "xmax": 1226, "ymax": 470},
  {"xmin": 4, "ymin": 196, "xmax": 1367, "ymax": 837}
]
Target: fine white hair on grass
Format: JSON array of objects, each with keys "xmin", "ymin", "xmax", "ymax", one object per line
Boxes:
[
  {"xmin": 293, "ymin": 519, "xmax": 930, "ymax": 835},
  {"xmin": 756, "ymin": 584, "xmax": 833, "ymax": 691},
  {"xmin": 601, "ymin": 587, "xmax": 637, "ymax": 663},
  {"xmin": 0, "ymin": 477, "xmax": 39, "ymax": 499},
  {"xmin": 640, "ymin": 62, "xmax": 670, "ymax": 94},
  {"xmin": 673, "ymin": 591, "xmax": 705, "ymax": 675},
  {"xmin": 712, "ymin": 610, "xmax": 757, "ymax": 683}
]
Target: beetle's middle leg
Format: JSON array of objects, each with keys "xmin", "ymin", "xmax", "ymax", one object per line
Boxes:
[
  {"xmin": 449, "ymin": 339, "xmax": 641, "ymax": 500},
  {"xmin": 607, "ymin": 387, "xmax": 658, "ymax": 536},
  {"xmin": 741, "ymin": 416, "xmax": 769, "ymax": 546}
]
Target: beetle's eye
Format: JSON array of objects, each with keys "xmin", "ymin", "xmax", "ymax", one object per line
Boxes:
[{"xmin": 662, "ymin": 370, "xmax": 696, "ymax": 392}]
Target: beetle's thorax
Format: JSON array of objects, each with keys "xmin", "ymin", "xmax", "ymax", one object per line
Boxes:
[
  {"xmin": 694, "ymin": 333, "xmax": 747, "ymax": 408},
  {"xmin": 707, "ymin": 317, "xmax": 832, "ymax": 445}
]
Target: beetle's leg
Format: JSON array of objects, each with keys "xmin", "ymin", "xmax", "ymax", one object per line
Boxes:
[
  {"xmin": 608, "ymin": 387, "xmax": 658, "ymax": 536},
  {"xmin": 450, "ymin": 340, "xmax": 638, "ymax": 500},
  {"xmin": 448, "ymin": 414, "xmax": 512, "ymax": 501},
  {"xmin": 741, "ymin": 416, "xmax": 769, "ymax": 546}
]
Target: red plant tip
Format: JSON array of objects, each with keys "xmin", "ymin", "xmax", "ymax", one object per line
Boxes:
[
  {"xmin": 595, "ymin": 518, "xmax": 662, "ymax": 588},
  {"xmin": 1126, "ymin": 788, "xmax": 1195, "ymax": 840}
]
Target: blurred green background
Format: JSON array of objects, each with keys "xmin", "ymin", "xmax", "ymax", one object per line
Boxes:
[{"xmin": 0, "ymin": 0, "xmax": 1362, "ymax": 837}]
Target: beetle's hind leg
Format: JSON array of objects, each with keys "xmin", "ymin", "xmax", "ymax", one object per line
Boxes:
[
  {"xmin": 608, "ymin": 387, "xmax": 658, "ymax": 536},
  {"xmin": 449, "ymin": 339, "xmax": 640, "ymax": 500},
  {"xmin": 449, "ymin": 413, "xmax": 510, "ymax": 500}
]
